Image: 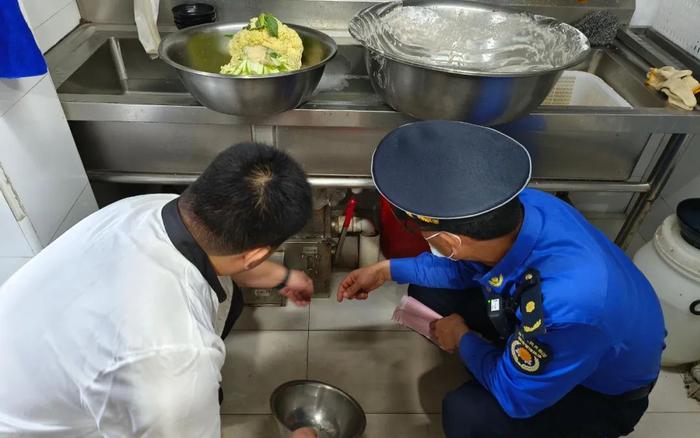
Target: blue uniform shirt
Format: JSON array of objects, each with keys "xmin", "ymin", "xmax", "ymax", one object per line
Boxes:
[{"xmin": 390, "ymin": 189, "xmax": 665, "ymax": 418}]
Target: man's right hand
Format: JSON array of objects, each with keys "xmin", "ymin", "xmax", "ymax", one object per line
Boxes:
[
  {"xmin": 291, "ymin": 427, "xmax": 317, "ymax": 438},
  {"xmin": 337, "ymin": 260, "xmax": 391, "ymax": 302}
]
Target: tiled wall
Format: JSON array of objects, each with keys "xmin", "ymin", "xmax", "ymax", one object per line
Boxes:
[
  {"xmin": 0, "ymin": 0, "xmax": 97, "ymax": 284},
  {"xmin": 19, "ymin": 0, "xmax": 81, "ymax": 54}
]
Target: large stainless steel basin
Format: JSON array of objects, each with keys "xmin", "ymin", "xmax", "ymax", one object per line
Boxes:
[{"xmin": 158, "ymin": 22, "xmax": 337, "ymax": 117}]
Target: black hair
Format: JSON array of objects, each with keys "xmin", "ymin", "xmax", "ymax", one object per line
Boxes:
[
  {"xmin": 180, "ymin": 143, "xmax": 312, "ymax": 255},
  {"xmin": 400, "ymin": 197, "xmax": 523, "ymax": 241}
]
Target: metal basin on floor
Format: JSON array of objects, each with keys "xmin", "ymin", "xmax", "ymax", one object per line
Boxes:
[{"xmin": 270, "ymin": 380, "xmax": 366, "ymax": 438}]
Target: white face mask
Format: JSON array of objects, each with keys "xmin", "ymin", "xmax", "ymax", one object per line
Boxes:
[{"xmin": 425, "ymin": 232, "xmax": 461, "ymax": 260}]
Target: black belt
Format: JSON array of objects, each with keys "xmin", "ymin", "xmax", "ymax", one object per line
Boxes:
[{"xmin": 611, "ymin": 380, "xmax": 656, "ymax": 402}]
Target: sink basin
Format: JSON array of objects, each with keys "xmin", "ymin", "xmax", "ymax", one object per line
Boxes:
[
  {"xmin": 46, "ymin": 24, "xmax": 700, "ymax": 195},
  {"xmin": 57, "ymin": 37, "xmax": 384, "ymax": 108},
  {"xmin": 58, "ymin": 38, "xmax": 185, "ymax": 95},
  {"xmin": 56, "ymin": 36, "xmax": 665, "ymax": 110}
]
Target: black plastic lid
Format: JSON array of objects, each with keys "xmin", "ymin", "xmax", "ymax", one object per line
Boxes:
[
  {"xmin": 677, "ymin": 198, "xmax": 700, "ymax": 249},
  {"xmin": 172, "ymin": 3, "xmax": 215, "ymax": 19},
  {"xmin": 174, "ymin": 17, "xmax": 215, "ymax": 27}
]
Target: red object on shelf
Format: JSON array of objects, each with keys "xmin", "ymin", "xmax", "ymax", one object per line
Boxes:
[{"xmin": 379, "ymin": 197, "xmax": 429, "ymax": 259}]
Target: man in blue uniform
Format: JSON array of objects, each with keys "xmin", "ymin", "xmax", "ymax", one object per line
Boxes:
[{"xmin": 337, "ymin": 121, "xmax": 665, "ymax": 437}]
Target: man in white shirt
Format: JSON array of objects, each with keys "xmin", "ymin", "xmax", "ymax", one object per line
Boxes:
[{"xmin": 0, "ymin": 143, "xmax": 315, "ymax": 437}]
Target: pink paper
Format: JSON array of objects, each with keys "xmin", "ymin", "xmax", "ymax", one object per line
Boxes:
[{"xmin": 392, "ymin": 295, "xmax": 444, "ymax": 345}]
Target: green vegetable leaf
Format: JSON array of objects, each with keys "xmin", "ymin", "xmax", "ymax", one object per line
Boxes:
[
  {"xmin": 269, "ymin": 51, "xmax": 280, "ymax": 59},
  {"xmin": 247, "ymin": 15, "xmax": 263, "ymax": 30},
  {"xmin": 224, "ymin": 34, "xmax": 234, "ymax": 38},
  {"xmin": 263, "ymin": 14, "xmax": 279, "ymax": 38},
  {"xmin": 246, "ymin": 13, "xmax": 280, "ymax": 37}
]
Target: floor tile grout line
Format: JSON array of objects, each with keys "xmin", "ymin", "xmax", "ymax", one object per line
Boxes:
[
  {"xmin": 221, "ymin": 411, "xmax": 443, "ymax": 416},
  {"xmin": 645, "ymin": 410, "xmax": 700, "ymax": 414},
  {"xmin": 307, "ymin": 328, "xmax": 407, "ymax": 332},
  {"xmin": 233, "ymin": 328, "xmax": 408, "ymax": 332}
]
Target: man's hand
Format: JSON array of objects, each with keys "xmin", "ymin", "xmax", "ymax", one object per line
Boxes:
[
  {"xmin": 279, "ymin": 270, "xmax": 314, "ymax": 307},
  {"xmin": 291, "ymin": 427, "xmax": 317, "ymax": 438},
  {"xmin": 337, "ymin": 260, "xmax": 391, "ymax": 302},
  {"xmin": 430, "ymin": 314, "xmax": 470, "ymax": 353}
]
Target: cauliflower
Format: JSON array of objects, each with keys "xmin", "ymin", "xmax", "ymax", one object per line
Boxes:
[{"xmin": 220, "ymin": 13, "xmax": 304, "ymax": 76}]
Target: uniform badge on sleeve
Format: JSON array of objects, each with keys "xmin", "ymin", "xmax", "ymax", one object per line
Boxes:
[
  {"xmin": 509, "ymin": 330, "xmax": 551, "ymax": 375},
  {"xmin": 517, "ymin": 269, "xmax": 546, "ymax": 337}
]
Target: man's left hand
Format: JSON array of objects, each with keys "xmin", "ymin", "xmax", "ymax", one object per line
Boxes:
[
  {"xmin": 279, "ymin": 270, "xmax": 314, "ymax": 307},
  {"xmin": 431, "ymin": 314, "xmax": 470, "ymax": 353}
]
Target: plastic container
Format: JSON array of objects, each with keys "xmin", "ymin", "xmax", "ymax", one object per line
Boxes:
[
  {"xmin": 172, "ymin": 3, "xmax": 216, "ymax": 29},
  {"xmin": 633, "ymin": 199, "xmax": 700, "ymax": 366},
  {"xmin": 542, "ymin": 71, "xmax": 632, "ymax": 107}
]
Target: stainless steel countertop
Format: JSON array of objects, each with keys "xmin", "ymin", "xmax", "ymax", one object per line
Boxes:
[
  {"xmin": 46, "ymin": 24, "xmax": 700, "ymax": 247},
  {"xmin": 47, "ymin": 24, "xmax": 700, "ymax": 133}
]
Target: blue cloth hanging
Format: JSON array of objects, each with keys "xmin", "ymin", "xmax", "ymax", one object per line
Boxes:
[{"xmin": 0, "ymin": 0, "xmax": 48, "ymax": 78}]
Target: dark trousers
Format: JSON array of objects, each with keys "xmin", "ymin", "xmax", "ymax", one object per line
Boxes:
[{"xmin": 408, "ymin": 285, "xmax": 649, "ymax": 438}]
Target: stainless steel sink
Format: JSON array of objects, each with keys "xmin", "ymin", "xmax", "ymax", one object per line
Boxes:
[
  {"xmin": 46, "ymin": 24, "xmax": 700, "ymax": 247},
  {"xmin": 58, "ymin": 38, "xmax": 185, "ymax": 95},
  {"xmin": 55, "ymin": 33, "xmax": 665, "ymax": 110},
  {"xmin": 56, "ymin": 35, "xmax": 385, "ymax": 109}
]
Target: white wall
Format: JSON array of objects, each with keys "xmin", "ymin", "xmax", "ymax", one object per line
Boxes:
[
  {"xmin": 630, "ymin": 0, "xmax": 661, "ymax": 26},
  {"xmin": 0, "ymin": 0, "xmax": 97, "ymax": 284},
  {"xmin": 630, "ymin": 0, "xmax": 700, "ymax": 60}
]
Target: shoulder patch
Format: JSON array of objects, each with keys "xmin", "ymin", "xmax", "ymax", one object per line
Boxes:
[
  {"xmin": 518, "ymin": 269, "xmax": 546, "ymax": 337},
  {"xmin": 509, "ymin": 331, "xmax": 551, "ymax": 375}
]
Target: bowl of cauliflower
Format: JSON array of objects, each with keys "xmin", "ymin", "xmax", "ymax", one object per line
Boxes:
[{"xmin": 159, "ymin": 14, "xmax": 336, "ymax": 117}]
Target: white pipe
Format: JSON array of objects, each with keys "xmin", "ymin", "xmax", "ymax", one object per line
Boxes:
[
  {"xmin": 359, "ymin": 234, "xmax": 381, "ymax": 267},
  {"xmin": 335, "ymin": 216, "xmax": 377, "ymax": 236}
]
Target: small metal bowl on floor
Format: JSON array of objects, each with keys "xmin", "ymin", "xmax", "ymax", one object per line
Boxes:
[{"xmin": 270, "ymin": 380, "xmax": 366, "ymax": 438}]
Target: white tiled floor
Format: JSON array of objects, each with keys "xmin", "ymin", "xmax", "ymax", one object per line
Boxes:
[
  {"xmin": 309, "ymin": 274, "xmax": 407, "ymax": 331},
  {"xmin": 220, "ymin": 273, "xmax": 700, "ymax": 437},
  {"xmin": 221, "ymin": 331, "xmax": 307, "ymax": 414},
  {"xmin": 234, "ymin": 303, "xmax": 310, "ymax": 331},
  {"xmin": 308, "ymin": 331, "xmax": 467, "ymax": 414}
]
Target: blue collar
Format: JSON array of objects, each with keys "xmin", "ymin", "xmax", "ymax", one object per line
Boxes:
[{"xmin": 477, "ymin": 201, "xmax": 543, "ymax": 290}]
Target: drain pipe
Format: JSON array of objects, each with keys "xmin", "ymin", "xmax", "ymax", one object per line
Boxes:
[{"xmin": 334, "ymin": 216, "xmax": 381, "ymax": 267}]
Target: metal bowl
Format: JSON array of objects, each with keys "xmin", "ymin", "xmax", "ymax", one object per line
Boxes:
[
  {"xmin": 349, "ymin": 0, "xmax": 591, "ymax": 125},
  {"xmin": 159, "ymin": 22, "xmax": 337, "ymax": 117},
  {"xmin": 270, "ymin": 380, "xmax": 366, "ymax": 438}
]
